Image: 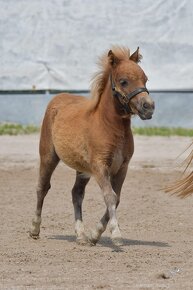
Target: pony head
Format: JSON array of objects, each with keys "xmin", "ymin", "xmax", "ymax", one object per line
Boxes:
[{"xmin": 108, "ymin": 47, "xmax": 154, "ymax": 120}]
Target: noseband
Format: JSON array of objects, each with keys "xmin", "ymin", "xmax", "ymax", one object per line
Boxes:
[{"xmin": 110, "ymin": 75, "xmax": 149, "ymax": 114}]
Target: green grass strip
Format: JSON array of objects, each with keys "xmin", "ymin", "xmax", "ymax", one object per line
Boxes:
[
  {"xmin": 132, "ymin": 127, "xmax": 193, "ymax": 137},
  {"xmin": 0, "ymin": 123, "xmax": 193, "ymax": 137},
  {"xmin": 0, "ymin": 123, "xmax": 39, "ymax": 135}
]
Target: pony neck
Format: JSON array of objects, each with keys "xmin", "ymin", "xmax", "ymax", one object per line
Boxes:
[
  {"xmin": 98, "ymin": 77, "xmax": 131, "ymax": 121},
  {"xmin": 97, "ymin": 78, "xmax": 115, "ymax": 116}
]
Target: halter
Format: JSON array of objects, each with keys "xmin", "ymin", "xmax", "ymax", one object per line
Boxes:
[{"xmin": 110, "ymin": 74, "xmax": 149, "ymax": 114}]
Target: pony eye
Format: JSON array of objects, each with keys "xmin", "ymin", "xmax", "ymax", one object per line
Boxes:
[{"xmin": 119, "ymin": 79, "xmax": 128, "ymax": 87}]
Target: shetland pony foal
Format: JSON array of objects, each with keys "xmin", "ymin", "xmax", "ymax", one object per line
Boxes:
[{"xmin": 30, "ymin": 47, "xmax": 154, "ymax": 245}]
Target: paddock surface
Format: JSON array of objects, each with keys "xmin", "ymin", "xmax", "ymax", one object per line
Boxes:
[{"xmin": 0, "ymin": 134, "xmax": 193, "ymax": 290}]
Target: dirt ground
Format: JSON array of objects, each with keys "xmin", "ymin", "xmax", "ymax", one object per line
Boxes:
[{"xmin": 0, "ymin": 134, "xmax": 193, "ymax": 290}]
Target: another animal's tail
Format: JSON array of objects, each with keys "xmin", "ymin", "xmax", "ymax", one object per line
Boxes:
[{"xmin": 165, "ymin": 143, "xmax": 193, "ymax": 198}]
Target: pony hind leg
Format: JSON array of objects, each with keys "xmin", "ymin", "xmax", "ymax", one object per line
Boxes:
[
  {"xmin": 72, "ymin": 172, "xmax": 90, "ymax": 245},
  {"xmin": 30, "ymin": 148, "xmax": 59, "ymax": 239}
]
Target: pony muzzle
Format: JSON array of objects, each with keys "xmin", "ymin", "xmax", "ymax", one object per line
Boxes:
[
  {"xmin": 133, "ymin": 95, "xmax": 155, "ymax": 120},
  {"xmin": 136, "ymin": 97, "xmax": 155, "ymax": 120}
]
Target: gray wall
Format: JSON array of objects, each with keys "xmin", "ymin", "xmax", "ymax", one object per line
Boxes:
[{"xmin": 0, "ymin": 92, "xmax": 192, "ymax": 128}]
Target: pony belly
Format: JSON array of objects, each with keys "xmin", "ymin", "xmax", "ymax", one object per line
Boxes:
[
  {"xmin": 62, "ymin": 155, "xmax": 91, "ymax": 174},
  {"xmin": 54, "ymin": 142, "xmax": 91, "ymax": 174}
]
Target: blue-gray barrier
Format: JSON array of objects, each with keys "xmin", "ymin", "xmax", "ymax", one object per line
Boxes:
[{"xmin": 0, "ymin": 92, "xmax": 192, "ymax": 128}]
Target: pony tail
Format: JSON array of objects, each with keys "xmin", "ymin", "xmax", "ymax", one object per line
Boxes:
[{"xmin": 165, "ymin": 144, "xmax": 193, "ymax": 198}]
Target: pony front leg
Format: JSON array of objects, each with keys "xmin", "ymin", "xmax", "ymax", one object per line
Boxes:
[
  {"xmin": 90, "ymin": 168, "xmax": 123, "ymax": 245},
  {"xmin": 90, "ymin": 163, "xmax": 128, "ymax": 245},
  {"xmin": 104, "ymin": 188, "xmax": 122, "ymax": 245},
  {"xmin": 89, "ymin": 209, "xmax": 109, "ymax": 245}
]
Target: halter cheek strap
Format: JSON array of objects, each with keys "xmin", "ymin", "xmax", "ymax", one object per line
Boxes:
[{"xmin": 110, "ymin": 75, "xmax": 149, "ymax": 114}]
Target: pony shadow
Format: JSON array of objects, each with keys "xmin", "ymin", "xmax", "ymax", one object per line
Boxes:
[
  {"xmin": 48, "ymin": 235, "xmax": 170, "ymax": 251},
  {"xmin": 122, "ymin": 237, "xmax": 170, "ymax": 248},
  {"xmin": 97, "ymin": 236, "xmax": 170, "ymax": 251},
  {"xmin": 48, "ymin": 234, "xmax": 75, "ymax": 242}
]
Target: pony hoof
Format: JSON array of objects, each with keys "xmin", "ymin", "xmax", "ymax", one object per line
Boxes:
[
  {"xmin": 76, "ymin": 236, "xmax": 92, "ymax": 246},
  {"xmin": 29, "ymin": 231, "xmax": 40, "ymax": 240},
  {"xmin": 112, "ymin": 237, "xmax": 124, "ymax": 246},
  {"xmin": 88, "ymin": 235, "xmax": 98, "ymax": 246},
  {"xmin": 88, "ymin": 238, "xmax": 97, "ymax": 246}
]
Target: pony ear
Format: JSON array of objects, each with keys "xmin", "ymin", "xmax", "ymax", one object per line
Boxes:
[
  {"xmin": 130, "ymin": 47, "xmax": 142, "ymax": 63},
  {"xmin": 108, "ymin": 50, "xmax": 120, "ymax": 67}
]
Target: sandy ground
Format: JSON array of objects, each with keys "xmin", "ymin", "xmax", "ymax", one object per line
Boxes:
[{"xmin": 0, "ymin": 134, "xmax": 193, "ymax": 290}]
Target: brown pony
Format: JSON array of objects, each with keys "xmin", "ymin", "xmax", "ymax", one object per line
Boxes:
[
  {"xmin": 30, "ymin": 47, "xmax": 154, "ymax": 245},
  {"xmin": 166, "ymin": 143, "xmax": 193, "ymax": 198}
]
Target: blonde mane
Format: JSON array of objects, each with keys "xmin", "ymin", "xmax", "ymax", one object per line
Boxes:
[{"xmin": 88, "ymin": 47, "xmax": 130, "ymax": 111}]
